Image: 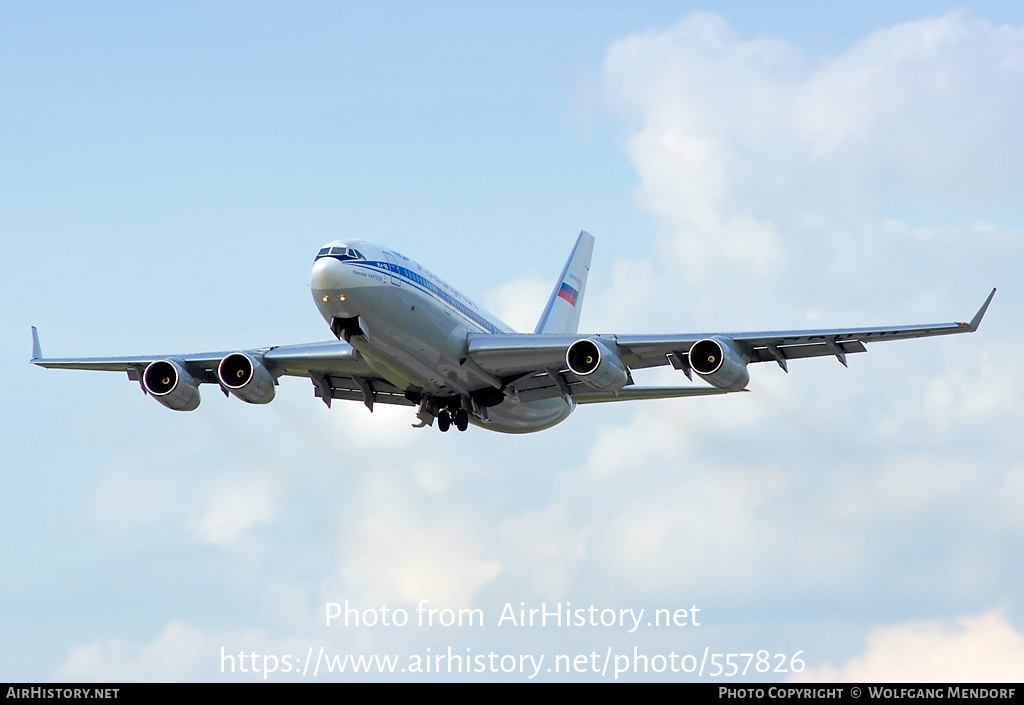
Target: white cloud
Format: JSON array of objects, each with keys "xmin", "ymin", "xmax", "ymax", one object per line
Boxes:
[
  {"xmin": 497, "ymin": 504, "xmax": 590, "ymax": 598},
  {"xmin": 594, "ymin": 470, "xmax": 789, "ymax": 593},
  {"xmin": 55, "ymin": 622, "xmax": 339, "ymax": 682},
  {"xmin": 996, "ymin": 466, "xmax": 1024, "ymax": 529},
  {"xmin": 346, "ymin": 520, "xmax": 502, "ymax": 608},
  {"xmin": 410, "ymin": 457, "xmax": 457, "ymax": 494},
  {"xmin": 482, "ymin": 272, "xmax": 551, "ymax": 333},
  {"xmin": 194, "ymin": 474, "xmax": 277, "ymax": 547},
  {"xmin": 921, "ymin": 343, "xmax": 1018, "ymax": 431},
  {"xmin": 792, "ymin": 612, "xmax": 1024, "ymax": 682},
  {"xmin": 603, "ymin": 11, "xmax": 1024, "ymax": 301},
  {"xmin": 56, "ymin": 622, "xmax": 211, "ymax": 682},
  {"xmin": 581, "ymin": 394, "xmax": 764, "ymax": 482},
  {"xmin": 327, "ymin": 401, "xmax": 420, "ymax": 452},
  {"xmin": 339, "ymin": 471, "xmax": 501, "ymax": 607},
  {"xmin": 91, "ymin": 470, "xmax": 180, "ymax": 533}
]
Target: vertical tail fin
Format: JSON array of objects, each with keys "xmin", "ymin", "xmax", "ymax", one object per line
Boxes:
[{"xmin": 534, "ymin": 231, "xmax": 595, "ymax": 335}]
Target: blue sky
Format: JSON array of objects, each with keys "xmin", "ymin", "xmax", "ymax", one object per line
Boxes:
[{"xmin": 3, "ymin": 1, "xmax": 1024, "ymax": 681}]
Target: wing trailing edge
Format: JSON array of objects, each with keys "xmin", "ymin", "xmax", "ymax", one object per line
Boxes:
[{"xmin": 572, "ymin": 386, "xmax": 743, "ymax": 404}]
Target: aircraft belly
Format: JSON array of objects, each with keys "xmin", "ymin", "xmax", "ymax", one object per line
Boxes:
[{"xmin": 472, "ymin": 396, "xmax": 573, "ymax": 434}]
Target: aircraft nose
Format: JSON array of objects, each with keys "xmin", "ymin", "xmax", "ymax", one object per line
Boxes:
[
  {"xmin": 310, "ymin": 256, "xmax": 346, "ymax": 291},
  {"xmin": 310, "ymin": 256, "xmax": 360, "ymax": 322}
]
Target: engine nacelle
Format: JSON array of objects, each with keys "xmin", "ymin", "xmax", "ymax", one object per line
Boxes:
[
  {"xmin": 143, "ymin": 359, "xmax": 201, "ymax": 411},
  {"xmin": 566, "ymin": 338, "xmax": 629, "ymax": 392},
  {"xmin": 218, "ymin": 352, "xmax": 276, "ymax": 404},
  {"xmin": 688, "ymin": 337, "xmax": 749, "ymax": 391}
]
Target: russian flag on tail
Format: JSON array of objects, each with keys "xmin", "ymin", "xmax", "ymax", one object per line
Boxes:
[{"xmin": 557, "ymin": 282, "xmax": 578, "ymax": 307}]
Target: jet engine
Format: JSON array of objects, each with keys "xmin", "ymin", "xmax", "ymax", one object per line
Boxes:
[
  {"xmin": 143, "ymin": 359, "xmax": 201, "ymax": 411},
  {"xmin": 688, "ymin": 337, "xmax": 749, "ymax": 391},
  {"xmin": 218, "ymin": 352, "xmax": 276, "ymax": 404},
  {"xmin": 566, "ymin": 338, "xmax": 629, "ymax": 392}
]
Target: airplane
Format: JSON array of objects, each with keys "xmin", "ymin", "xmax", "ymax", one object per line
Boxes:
[{"xmin": 31, "ymin": 231, "xmax": 995, "ymax": 434}]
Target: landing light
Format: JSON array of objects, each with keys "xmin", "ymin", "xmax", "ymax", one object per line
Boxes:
[
  {"xmin": 322, "ymin": 296, "xmax": 328, "ymax": 302},
  {"xmin": 339, "ymin": 295, "xmax": 346, "ymax": 301}
]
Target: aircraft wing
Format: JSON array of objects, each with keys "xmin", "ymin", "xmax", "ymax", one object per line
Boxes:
[
  {"xmin": 31, "ymin": 288, "xmax": 995, "ymax": 411},
  {"xmin": 30, "ymin": 330, "xmax": 407, "ymax": 409},
  {"xmin": 468, "ymin": 288, "xmax": 996, "ymax": 385}
]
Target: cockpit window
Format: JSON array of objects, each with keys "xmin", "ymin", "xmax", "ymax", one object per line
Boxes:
[{"xmin": 315, "ymin": 246, "xmax": 366, "ymax": 263}]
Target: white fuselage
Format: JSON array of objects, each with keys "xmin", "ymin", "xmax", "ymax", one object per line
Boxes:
[{"xmin": 308, "ymin": 240, "xmax": 573, "ymax": 433}]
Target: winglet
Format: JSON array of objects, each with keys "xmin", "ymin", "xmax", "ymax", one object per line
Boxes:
[
  {"xmin": 967, "ymin": 288, "xmax": 996, "ymax": 332},
  {"xmin": 31, "ymin": 326, "xmax": 42, "ymax": 362}
]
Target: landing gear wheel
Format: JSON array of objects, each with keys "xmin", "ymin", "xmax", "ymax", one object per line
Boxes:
[
  {"xmin": 454, "ymin": 408, "xmax": 469, "ymax": 432},
  {"xmin": 437, "ymin": 409, "xmax": 451, "ymax": 432}
]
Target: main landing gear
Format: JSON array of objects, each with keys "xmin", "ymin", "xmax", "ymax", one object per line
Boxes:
[
  {"xmin": 411, "ymin": 395, "xmax": 473, "ymax": 433},
  {"xmin": 437, "ymin": 407, "xmax": 469, "ymax": 433}
]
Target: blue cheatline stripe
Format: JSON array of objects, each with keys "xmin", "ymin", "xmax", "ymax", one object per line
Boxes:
[{"xmin": 347, "ymin": 261, "xmax": 506, "ymax": 335}]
